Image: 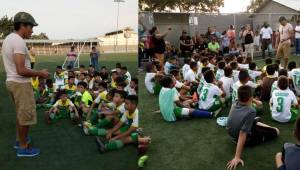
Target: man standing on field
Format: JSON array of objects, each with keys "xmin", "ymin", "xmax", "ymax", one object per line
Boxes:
[
  {"xmin": 1, "ymin": 12, "xmax": 49, "ymax": 157},
  {"xmin": 276, "ymin": 16, "xmax": 293, "ymax": 68}
]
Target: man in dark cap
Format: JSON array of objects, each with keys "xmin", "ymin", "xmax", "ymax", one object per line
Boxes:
[{"xmin": 1, "ymin": 12, "xmax": 49, "ymax": 157}]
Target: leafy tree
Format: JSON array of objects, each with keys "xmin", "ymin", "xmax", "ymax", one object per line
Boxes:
[
  {"xmin": 139, "ymin": 0, "xmax": 224, "ymax": 12},
  {"xmin": 247, "ymin": 0, "xmax": 266, "ymax": 13},
  {"xmin": 31, "ymin": 33, "xmax": 49, "ymax": 40},
  {"xmin": 0, "ymin": 15, "xmax": 14, "ymax": 38}
]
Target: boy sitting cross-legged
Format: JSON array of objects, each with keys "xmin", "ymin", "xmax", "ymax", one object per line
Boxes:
[
  {"xmin": 63, "ymin": 76, "xmax": 77, "ymax": 97},
  {"xmin": 270, "ymin": 76, "xmax": 300, "ymax": 123},
  {"xmin": 275, "ymin": 117, "xmax": 300, "ymax": 170},
  {"xmin": 158, "ymin": 75, "xmax": 212, "ymax": 122},
  {"xmin": 198, "ymin": 70, "xmax": 225, "ymax": 115},
  {"xmin": 83, "ymin": 90, "xmax": 127, "ymax": 136},
  {"xmin": 226, "ymin": 85, "xmax": 280, "ymax": 170},
  {"xmin": 95, "ymin": 95, "xmax": 139, "ymax": 153},
  {"xmin": 76, "ymin": 81, "xmax": 93, "ymax": 118},
  {"xmin": 45, "ymin": 90, "xmax": 79, "ymax": 124}
]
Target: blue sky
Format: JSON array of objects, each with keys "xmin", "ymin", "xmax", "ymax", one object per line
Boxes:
[{"xmin": 0, "ymin": 0, "xmax": 138, "ymax": 39}]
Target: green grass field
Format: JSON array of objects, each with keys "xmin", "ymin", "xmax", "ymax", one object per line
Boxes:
[
  {"xmin": 0, "ymin": 53, "xmax": 138, "ymax": 170},
  {"xmin": 139, "ymin": 56, "xmax": 300, "ymax": 170}
]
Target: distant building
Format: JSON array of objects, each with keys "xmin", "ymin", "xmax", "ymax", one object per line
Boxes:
[{"xmin": 97, "ymin": 27, "xmax": 138, "ymax": 53}]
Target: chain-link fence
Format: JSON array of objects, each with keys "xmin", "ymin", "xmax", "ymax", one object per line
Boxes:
[{"xmin": 140, "ymin": 12, "xmax": 300, "ymax": 48}]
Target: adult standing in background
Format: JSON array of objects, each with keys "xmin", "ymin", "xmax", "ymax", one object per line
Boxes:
[
  {"xmin": 138, "ymin": 17, "xmax": 147, "ymax": 68},
  {"xmin": 243, "ymin": 24, "xmax": 254, "ymax": 59},
  {"xmin": 276, "ymin": 16, "xmax": 293, "ymax": 68},
  {"xmin": 260, "ymin": 22, "xmax": 273, "ymax": 58},
  {"xmin": 90, "ymin": 46, "xmax": 100, "ymax": 72},
  {"xmin": 180, "ymin": 30, "xmax": 193, "ymax": 59},
  {"xmin": 66, "ymin": 46, "xmax": 77, "ymax": 69},
  {"xmin": 294, "ymin": 19, "xmax": 300, "ymax": 56},
  {"xmin": 28, "ymin": 46, "xmax": 36, "ymax": 69},
  {"xmin": 239, "ymin": 26, "xmax": 246, "ymax": 52},
  {"xmin": 227, "ymin": 25, "xmax": 236, "ymax": 41},
  {"xmin": 151, "ymin": 26, "xmax": 171, "ymax": 70},
  {"xmin": 1, "ymin": 12, "xmax": 49, "ymax": 157}
]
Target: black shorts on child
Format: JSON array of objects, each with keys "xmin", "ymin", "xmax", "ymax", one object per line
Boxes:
[{"xmin": 245, "ymin": 119, "xmax": 278, "ymax": 146}]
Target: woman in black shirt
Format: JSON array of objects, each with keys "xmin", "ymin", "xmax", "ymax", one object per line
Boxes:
[{"xmin": 150, "ymin": 26, "xmax": 172, "ymax": 70}]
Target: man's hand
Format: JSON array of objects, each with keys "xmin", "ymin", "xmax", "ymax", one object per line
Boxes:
[
  {"xmin": 227, "ymin": 157, "xmax": 244, "ymax": 170},
  {"xmin": 38, "ymin": 69, "xmax": 49, "ymax": 78}
]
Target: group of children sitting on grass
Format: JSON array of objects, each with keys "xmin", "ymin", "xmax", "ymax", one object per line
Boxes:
[
  {"xmin": 31, "ymin": 63, "xmax": 150, "ymax": 155},
  {"xmin": 145, "ymin": 53, "xmax": 300, "ymax": 169}
]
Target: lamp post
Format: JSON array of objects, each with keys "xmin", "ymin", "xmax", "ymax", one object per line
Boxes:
[{"xmin": 114, "ymin": 0, "xmax": 125, "ymax": 52}]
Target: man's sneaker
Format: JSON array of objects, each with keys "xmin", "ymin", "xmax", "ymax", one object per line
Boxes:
[
  {"xmin": 95, "ymin": 137, "xmax": 106, "ymax": 153},
  {"xmin": 14, "ymin": 136, "xmax": 32, "ymax": 149},
  {"xmin": 16, "ymin": 147, "xmax": 40, "ymax": 157}
]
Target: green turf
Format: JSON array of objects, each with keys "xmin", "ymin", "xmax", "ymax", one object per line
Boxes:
[
  {"xmin": 139, "ymin": 56, "xmax": 300, "ymax": 170},
  {"xmin": 0, "ymin": 53, "xmax": 138, "ymax": 170}
]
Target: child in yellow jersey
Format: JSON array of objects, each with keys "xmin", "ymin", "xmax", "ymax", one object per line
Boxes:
[
  {"xmin": 63, "ymin": 76, "xmax": 76, "ymax": 97},
  {"xmin": 83, "ymin": 90, "xmax": 127, "ymax": 136},
  {"xmin": 76, "ymin": 81, "xmax": 93, "ymax": 118},
  {"xmin": 96, "ymin": 95, "xmax": 139, "ymax": 153},
  {"xmin": 45, "ymin": 90, "xmax": 79, "ymax": 124},
  {"xmin": 110, "ymin": 70, "xmax": 118, "ymax": 89},
  {"xmin": 54, "ymin": 66, "xmax": 66, "ymax": 90},
  {"xmin": 87, "ymin": 81, "xmax": 108, "ymax": 121}
]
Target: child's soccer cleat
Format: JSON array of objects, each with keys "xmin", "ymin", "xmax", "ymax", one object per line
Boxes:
[
  {"xmin": 82, "ymin": 121, "xmax": 92, "ymax": 135},
  {"xmin": 83, "ymin": 121, "xmax": 92, "ymax": 128},
  {"xmin": 16, "ymin": 147, "xmax": 40, "ymax": 157},
  {"xmin": 95, "ymin": 137, "xmax": 107, "ymax": 153},
  {"xmin": 138, "ymin": 155, "xmax": 149, "ymax": 168},
  {"xmin": 14, "ymin": 136, "xmax": 32, "ymax": 149}
]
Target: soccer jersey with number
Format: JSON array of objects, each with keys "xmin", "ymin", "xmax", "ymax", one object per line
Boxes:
[
  {"xmin": 198, "ymin": 83, "xmax": 222, "ymax": 110},
  {"xmin": 270, "ymin": 89, "xmax": 297, "ymax": 122},
  {"xmin": 232, "ymin": 81, "xmax": 257, "ymax": 102},
  {"xmin": 290, "ymin": 69, "xmax": 300, "ymax": 95}
]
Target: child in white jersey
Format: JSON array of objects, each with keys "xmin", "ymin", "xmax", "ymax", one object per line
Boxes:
[
  {"xmin": 270, "ymin": 76, "xmax": 300, "ymax": 122},
  {"xmin": 198, "ymin": 70, "xmax": 225, "ymax": 114}
]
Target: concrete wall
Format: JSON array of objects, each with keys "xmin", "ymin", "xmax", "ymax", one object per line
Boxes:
[{"xmin": 153, "ymin": 13, "xmax": 190, "ymax": 47}]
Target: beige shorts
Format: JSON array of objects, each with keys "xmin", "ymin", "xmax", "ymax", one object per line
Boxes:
[
  {"xmin": 276, "ymin": 41, "xmax": 291, "ymax": 59},
  {"xmin": 6, "ymin": 81, "xmax": 37, "ymax": 126}
]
